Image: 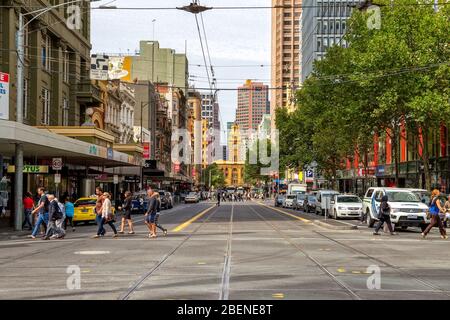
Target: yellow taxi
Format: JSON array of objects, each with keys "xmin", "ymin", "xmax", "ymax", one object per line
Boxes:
[
  {"xmin": 73, "ymin": 197, "xmax": 98, "ymax": 224},
  {"xmin": 73, "ymin": 197, "xmax": 117, "ymax": 225}
]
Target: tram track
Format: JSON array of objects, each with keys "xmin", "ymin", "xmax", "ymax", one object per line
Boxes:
[
  {"xmin": 259, "ymin": 204, "xmax": 450, "ymax": 297},
  {"xmin": 219, "ymin": 202, "xmax": 234, "ymax": 300},
  {"xmin": 248, "ymin": 205, "xmax": 362, "ymax": 300},
  {"xmin": 118, "ymin": 205, "xmax": 218, "ymax": 300}
]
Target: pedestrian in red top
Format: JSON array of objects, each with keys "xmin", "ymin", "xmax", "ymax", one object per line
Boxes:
[{"xmin": 22, "ymin": 192, "xmax": 35, "ymax": 230}]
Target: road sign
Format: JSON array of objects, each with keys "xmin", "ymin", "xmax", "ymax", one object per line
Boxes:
[
  {"xmin": 113, "ymin": 175, "xmax": 119, "ymax": 185},
  {"xmin": 52, "ymin": 158, "xmax": 63, "ymax": 170},
  {"xmin": 0, "ymin": 72, "xmax": 9, "ymax": 120},
  {"xmin": 54, "ymin": 173, "xmax": 61, "ymax": 184}
]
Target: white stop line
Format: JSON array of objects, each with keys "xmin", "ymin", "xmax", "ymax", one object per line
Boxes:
[{"xmin": 74, "ymin": 251, "xmax": 110, "ymax": 255}]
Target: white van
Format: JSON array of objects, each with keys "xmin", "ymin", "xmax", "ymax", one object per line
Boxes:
[
  {"xmin": 315, "ymin": 190, "xmax": 340, "ymax": 215},
  {"xmin": 362, "ymin": 187, "xmax": 430, "ymax": 231}
]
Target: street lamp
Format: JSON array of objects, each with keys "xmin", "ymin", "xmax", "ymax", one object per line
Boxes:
[{"xmin": 13, "ymin": 0, "xmax": 100, "ymax": 231}]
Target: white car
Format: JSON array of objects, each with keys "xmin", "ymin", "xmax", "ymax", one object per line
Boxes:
[
  {"xmin": 184, "ymin": 192, "xmax": 200, "ymax": 203},
  {"xmin": 330, "ymin": 194, "xmax": 363, "ymax": 219},
  {"xmin": 362, "ymin": 187, "xmax": 430, "ymax": 231},
  {"xmin": 283, "ymin": 194, "xmax": 296, "ymax": 208}
]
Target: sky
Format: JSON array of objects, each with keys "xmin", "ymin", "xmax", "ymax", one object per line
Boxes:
[{"xmin": 91, "ymin": 0, "xmax": 271, "ymax": 140}]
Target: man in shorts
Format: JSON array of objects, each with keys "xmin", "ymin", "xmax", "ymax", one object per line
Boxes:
[{"xmin": 144, "ymin": 187, "xmax": 157, "ymax": 238}]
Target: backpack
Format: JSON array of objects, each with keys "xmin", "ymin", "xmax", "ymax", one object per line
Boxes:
[{"xmin": 52, "ymin": 201, "xmax": 63, "ymax": 221}]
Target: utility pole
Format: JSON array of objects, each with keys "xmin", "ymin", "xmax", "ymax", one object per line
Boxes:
[{"xmin": 209, "ymin": 169, "xmax": 212, "ymax": 189}]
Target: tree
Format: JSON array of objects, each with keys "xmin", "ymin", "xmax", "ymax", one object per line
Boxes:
[
  {"xmin": 244, "ymin": 138, "xmax": 273, "ymax": 186},
  {"xmin": 203, "ymin": 164, "xmax": 225, "ymax": 188}
]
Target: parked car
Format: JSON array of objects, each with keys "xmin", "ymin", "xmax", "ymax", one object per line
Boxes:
[
  {"xmin": 275, "ymin": 194, "xmax": 285, "ymax": 207},
  {"xmin": 362, "ymin": 187, "xmax": 430, "ymax": 231},
  {"xmin": 303, "ymin": 195, "xmax": 317, "ymax": 213},
  {"xmin": 283, "ymin": 194, "xmax": 296, "ymax": 208},
  {"xmin": 330, "ymin": 194, "xmax": 363, "ymax": 219},
  {"xmin": 293, "ymin": 193, "xmax": 307, "ymax": 210},
  {"xmin": 158, "ymin": 190, "xmax": 174, "ymax": 209},
  {"xmin": 185, "ymin": 192, "xmax": 200, "ymax": 203},
  {"xmin": 315, "ymin": 190, "xmax": 340, "ymax": 215}
]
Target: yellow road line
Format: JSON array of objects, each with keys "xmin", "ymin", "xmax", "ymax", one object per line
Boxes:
[
  {"xmin": 258, "ymin": 203, "xmax": 312, "ymax": 223},
  {"xmin": 171, "ymin": 205, "xmax": 216, "ymax": 232}
]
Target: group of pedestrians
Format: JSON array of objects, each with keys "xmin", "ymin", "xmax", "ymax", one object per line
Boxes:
[
  {"xmin": 93, "ymin": 186, "xmax": 167, "ymax": 239},
  {"xmin": 373, "ymin": 189, "xmax": 448, "ymax": 239},
  {"xmin": 27, "ymin": 187, "xmax": 74, "ymax": 240}
]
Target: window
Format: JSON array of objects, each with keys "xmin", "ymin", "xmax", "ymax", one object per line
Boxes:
[
  {"xmin": 41, "ymin": 34, "xmax": 51, "ymax": 71},
  {"xmin": 62, "ymin": 98, "xmax": 69, "ymax": 126},
  {"xmin": 63, "ymin": 51, "xmax": 69, "ymax": 83},
  {"xmin": 23, "ymin": 23, "xmax": 29, "ymax": 58},
  {"xmin": 41, "ymin": 88, "xmax": 51, "ymax": 125}
]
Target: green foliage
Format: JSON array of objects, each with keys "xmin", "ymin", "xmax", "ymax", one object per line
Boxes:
[
  {"xmin": 244, "ymin": 138, "xmax": 273, "ymax": 185},
  {"xmin": 203, "ymin": 164, "xmax": 225, "ymax": 188},
  {"xmin": 276, "ymin": 0, "xmax": 450, "ymax": 189}
]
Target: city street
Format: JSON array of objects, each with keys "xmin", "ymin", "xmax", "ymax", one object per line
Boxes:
[{"xmin": 1, "ymin": 201, "xmax": 450, "ymax": 300}]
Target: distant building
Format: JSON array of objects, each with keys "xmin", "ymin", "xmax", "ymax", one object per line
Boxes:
[
  {"xmin": 301, "ymin": 0, "xmax": 355, "ymax": 82},
  {"xmin": 214, "ymin": 160, "xmax": 245, "ymax": 187},
  {"xmin": 271, "ymin": 0, "xmax": 302, "ymax": 125},
  {"xmin": 129, "ymin": 41, "xmax": 188, "ymax": 90},
  {"xmin": 235, "ymin": 80, "xmax": 270, "ymax": 132},
  {"xmin": 222, "ymin": 145, "xmax": 228, "ymax": 161}
]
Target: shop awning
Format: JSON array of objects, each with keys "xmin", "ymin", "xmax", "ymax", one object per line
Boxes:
[{"xmin": 0, "ymin": 121, "xmax": 140, "ymax": 167}]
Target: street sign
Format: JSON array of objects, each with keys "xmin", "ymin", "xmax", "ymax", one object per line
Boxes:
[
  {"xmin": 113, "ymin": 175, "xmax": 119, "ymax": 184},
  {"xmin": 52, "ymin": 158, "xmax": 63, "ymax": 170},
  {"xmin": 90, "ymin": 54, "xmax": 109, "ymax": 80},
  {"xmin": 0, "ymin": 72, "xmax": 9, "ymax": 120},
  {"xmin": 54, "ymin": 173, "xmax": 61, "ymax": 184}
]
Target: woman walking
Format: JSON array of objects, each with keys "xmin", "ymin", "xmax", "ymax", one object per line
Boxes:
[
  {"xmin": 422, "ymin": 189, "xmax": 448, "ymax": 239},
  {"xmin": 94, "ymin": 192, "xmax": 118, "ymax": 238},
  {"xmin": 118, "ymin": 191, "xmax": 134, "ymax": 234},
  {"xmin": 373, "ymin": 195, "xmax": 396, "ymax": 236},
  {"xmin": 154, "ymin": 193, "xmax": 168, "ymax": 236}
]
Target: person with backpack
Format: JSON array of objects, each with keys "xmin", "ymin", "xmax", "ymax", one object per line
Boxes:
[
  {"xmin": 30, "ymin": 187, "xmax": 50, "ymax": 239},
  {"xmin": 118, "ymin": 191, "xmax": 134, "ymax": 234},
  {"xmin": 373, "ymin": 195, "xmax": 396, "ymax": 236},
  {"xmin": 44, "ymin": 194, "xmax": 65, "ymax": 240},
  {"xmin": 422, "ymin": 189, "xmax": 448, "ymax": 239}
]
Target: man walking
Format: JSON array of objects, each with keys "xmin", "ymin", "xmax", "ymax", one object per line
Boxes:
[
  {"xmin": 44, "ymin": 194, "xmax": 64, "ymax": 240},
  {"xmin": 30, "ymin": 187, "xmax": 49, "ymax": 239},
  {"xmin": 22, "ymin": 192, "xmax": 34, "ymax": 231},
  {"xmin": 217, "ymin": 190, "xmax": 221, "ymax": 207},
  {"xmin": 144, "ymin": 187, "xmax": 158, "ymax": 238}
]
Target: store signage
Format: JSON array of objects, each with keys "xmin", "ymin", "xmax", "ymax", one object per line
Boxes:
[
  {"xmin": 143, "ymin": 142, "xmax": 150, "ymax": 159},
  {"xmin": 107, "ymin": 148, "xmax": 114, "ymax": 160},
  {"xmin": 0, "ymin": 72, "xmax": 9, "ymax": 120},
  {"xmin": 7, "ymin": 165, "xmax": 49, "ymax": 174},
  {"xmin": 52, "ymin": 158, "xmax": 63, "ymax": 170},
  {"xmin": 89, "ymin": 145, "xmax": 98, "ymax": 156}
]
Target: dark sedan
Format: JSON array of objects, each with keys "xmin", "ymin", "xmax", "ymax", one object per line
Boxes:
[
  {"xmin": 303, "ymin": 195, "xmax": 317, "ymax": 213},
  {"xmin": 275, "ymin": 195, "xmax": 285, "ymax": 207}
]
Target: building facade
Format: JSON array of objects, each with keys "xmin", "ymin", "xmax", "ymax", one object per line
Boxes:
[
  {"xmin": 301, "ymin": 0, "xmax": 355, "ymax": 82},
  {"xmin": 271, "ymin": 0, "xmax": 302, "ymax": 124},
  {"xmin": 235, "ymin": 80, "xmax": 270, "ymax": 132},
  {"xmin": 214, "ymin": 160, "xmax": 245, "ymax": 187},
  {"xmin": 0, "ymin": 1, "xmax": 142, "ymax": 227}
]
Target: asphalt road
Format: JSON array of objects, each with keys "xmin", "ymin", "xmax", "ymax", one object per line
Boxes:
[{"xmin": 0, "ymin": 200, "xmax": 450, "ymax": 300}]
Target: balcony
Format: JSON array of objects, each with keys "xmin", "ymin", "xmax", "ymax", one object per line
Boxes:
[{"xmin": 76, "ymin": 82, "xmax": 102, "ymax": 104}]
